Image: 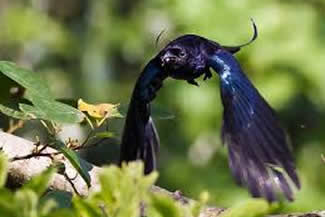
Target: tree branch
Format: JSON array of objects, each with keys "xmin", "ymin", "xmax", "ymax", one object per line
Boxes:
[{"xmin": 0, "ymin": 131, "xmax": 323, "ymax": 217}]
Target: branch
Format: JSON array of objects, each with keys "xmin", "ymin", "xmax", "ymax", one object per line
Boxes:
[{"xmin": 0, "ymin": 131, "xmax": 323, "ymax": 217}]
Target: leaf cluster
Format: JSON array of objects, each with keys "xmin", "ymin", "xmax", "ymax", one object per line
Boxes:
[{"xmin": 0, "ymin": 154, "xmax": 207, "ymax": 217}]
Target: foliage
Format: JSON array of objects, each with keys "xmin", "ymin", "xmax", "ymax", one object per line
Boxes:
[
  {"xmin": 0, "ymin": 61, "xmax": 121, "ymax": 189},
  {"xmin": 0, "ymin": 154, "xmax": 212, "ymax": 217},
  {"xmin": 0, "ymin": 61, "xmax": 84, "ymax": 124},
  {"xmin": 0, "ymin": 0, "xmax": 324, "ymax": 213}
]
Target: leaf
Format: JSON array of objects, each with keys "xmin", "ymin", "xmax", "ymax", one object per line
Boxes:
[
  {"xmin": 219, "ymin": 199, "xmax": 276, "ymax": 217},
  {"xmin": 14, "ymin": 189, "xmax": 39, "ymax": 217},
  {"xmin": 78, "ymin": 99, "xmax": 122, "ymax": 119},
  {"xmin": 149, "ymin": 193, "xmax": 182, "ymax": 217},
  {"xmin": 47, "ymin": 209, "xmax": 76, "ymax": 217},
  {"xmin": 191, "ymin": 191, "xmax": 210, "ymax": 217},
  {"xmin": 0, "ymin": 104, "xmax": 31, "ymax": 120},
  {"xmin": 30, "ymin": 95, "xmax": 85, "ymax": 124},
  {"xmin": 97, "ymin": 162, "xmax": 158, "ymax": 217},
  {"xmin": 0, "ymin": 189, "xmax": 15, "ymax": 216},
  {"xmin": 0, "ymin": 61, "xmax": 84, "ymax": 124},
  {"xmin": 39, "ymin": 199, "xmax": 57, "ymax": 217},
  {"xmin": 52, "ymin": 141, "xmax": 91, "ymax": 188},
  {"xmin": 94, "ymin": 131, "xmax": 115, "ymax": 139},
  {"xmin": 78, "ymin": 98, "xmax": 122, "ymax": 127},
  {"xmin": 22, "ymin": 167, "xmax": 56, "ymax": 196},
  {"xmin": 41, "ymin": 191, "xmax": 72, "ymax": 209},
  {"xmin": 72, "ymin": 197, "xmax": 103, "ymax": 217},
  {"xmin": 0, "ymin": 154, "xmax": 8, "ymax": 188},
  {"xmin": 0, "ymin": 61, "xmax": 54, "ymax": 99},
  {"xmin": 19, "ymin": 103, "xmax": 48, "ymax": 120}
]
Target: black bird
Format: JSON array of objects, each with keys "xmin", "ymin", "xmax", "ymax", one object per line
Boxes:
[{"xmin": 119, "ymin": 20, "xmax": 300, "ymax": 202}]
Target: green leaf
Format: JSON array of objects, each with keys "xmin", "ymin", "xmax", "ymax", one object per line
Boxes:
[
  {"xmin": 14, "ymin": 189, "xmax": 39, "ymax": 217},
  {"xmin": 219, "ymin": 199, "xmax": 276, "ymax": 217},
  {"xmin": 0, "ymin": 61, "xmax": 54, "ymax": 99},
  {"xmin": 47, "ymin": 209, "xmax": 76, "ymax": 217},
  {"xmin": 0, "ymin": 189, "xmax": 15, "ymax": 216},
  {"xmin": 23, "ymin": 167, "xmax": 56, "ymax": 196},
  {"xmin": 191, "ymin": 191, "xmax": 209, "ymax": 217},
  {"xmin": 31, "ymin": 95, "xmax": 85, "ymax": 123},
  {"xmin": 94, "ymin": 131, "xmax": 115, "ymax": 139},
  {"xmin": 73, "ymin": 197, "xmax": 103, "ymax": 217},
  {"xmin": 0, "ymin": 61, "xmax": 84, "ymax": 124},
  {"xmin": 52, "ymin": 141, "xmax": 91, "ymax": 187},
  {"xmin": 19, "ymin": 103, "xmax": 48, "ymax": 120},
  {"xmin": 149, "ymin": 193, "xmax": 182, "ymax": 217},
  {"xmin": 0, "ymin": 104, "xmax": 31, "ymax": 120},
  {"xmin": 0, "ymin": 154, "xmax": 8, "ymax": 188},
  {"xmin": 97, "ymin": 162, "xmax": 157, "ymax": 217},
  {"xmin": 41, "ymin": 191, "xmax": 72, "ymax": 209},
  {"xmin": 39, "ymin": 198, "xmax": 57, "ymax": 217}
]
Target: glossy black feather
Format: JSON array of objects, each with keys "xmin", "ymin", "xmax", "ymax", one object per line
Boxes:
[
  {"xmin": 212, "ymin": 51, "xmax": 300, "ymax": 201},
  {"xmin": 120, "ymin": 22, "xmax": 300, "ymax": 201},
  {"xmin": 119, "ymin": 58, "xmax": 166, "ymax": 174}
]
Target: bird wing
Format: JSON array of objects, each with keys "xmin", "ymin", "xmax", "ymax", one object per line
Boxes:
[{"xmin": 210, "ymin": 54, "xmax": 300, "ymax": 201}]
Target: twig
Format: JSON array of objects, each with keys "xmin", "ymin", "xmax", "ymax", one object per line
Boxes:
[
  {"xmin": 10, "ymin": 152, "xmax": 55, "ymax": 161},
  {"xmin": 6, "ymin": 120, "xmax": 24, "ymax": 134},
  {"xmin": 63, "ymin": 172, "xmax": 81, "ymax": 196}
]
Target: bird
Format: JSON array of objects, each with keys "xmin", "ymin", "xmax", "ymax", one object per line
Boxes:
[{"xmin": 119, "ymin": 20, "xmax": 300, "ymax": 202}]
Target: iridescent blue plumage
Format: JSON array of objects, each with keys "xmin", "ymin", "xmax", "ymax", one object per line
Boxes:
[{"xmin": 209, "ymin": 51, "xmax": 300, "ymax": 201}]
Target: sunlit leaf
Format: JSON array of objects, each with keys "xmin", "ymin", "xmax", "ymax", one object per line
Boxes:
[
  {"xmin": 0, "ymin": 189, "xmax": 15, "ymax": 216},
  {"xmin": 73, "ymin": 197, "xmax": 103, "ymax": 217},
  {"xmin": 78, "ymin": 98, "xmax": 122, "ymax": 127},
  {"xmin": 219, "ymin": 199, "xmax": 277, "ymax": 217},
  {"xmin": 78, "ymin": 99, "xmax": 122, "ymax": 119},
  {"xmin": 47, "ymin": 209, "xmax": 76, "ymax": 217},
  {"xmin": 149, "ymin": 193, "xmax": 182, "ymax": 217},
  {"xmin": 22, "ymin": 167, "xmax": 56, "ymax": 196},
  {"xmin": 14, "ymin": 189, "xmax": 39, "ymax": 217},
  {"xmin": 52, "ymin": 141, "xmax": 91, "ymax": 188},
  {"xmin": 191, "ymin": 191, "xmax": 210, "ymax": 217},
  {"xmin": 39, "ymin": 199, "xmax": 57, "ymax": 217},
  {"xmin": 0, "ymin": 154, "xmax": 8, "ymax": 188},
  {"xmin": 97, "ymin": 162, "xmax": 158, "ymax": 217}
]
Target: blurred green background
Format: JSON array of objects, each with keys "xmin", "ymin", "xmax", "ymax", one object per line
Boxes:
[{"xmin": 0, "ymin": 0, "xmax": 324, "ymax": 212}]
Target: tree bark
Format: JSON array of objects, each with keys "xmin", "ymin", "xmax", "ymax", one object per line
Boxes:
[{"xmin": 0, "ymin": 131, "xmax": 324, "ymax": 217}]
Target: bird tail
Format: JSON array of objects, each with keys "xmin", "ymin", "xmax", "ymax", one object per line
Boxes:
[
  {"xmin": 119, "ymin": 99, "xmax": 160, "ymax": 174},
  {"xmin": 220, "ymin": 71, "xmax": 300, "ymax": 201}
]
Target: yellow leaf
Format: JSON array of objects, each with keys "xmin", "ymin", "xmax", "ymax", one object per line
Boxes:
[{"xmin": 78, "ymin": 99, "xmax": 122, "ymax": 127}]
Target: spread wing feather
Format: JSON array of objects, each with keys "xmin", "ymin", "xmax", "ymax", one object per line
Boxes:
[{"xmin": 220, "ymin": 71, "xmax": 300, "ymax": 201}]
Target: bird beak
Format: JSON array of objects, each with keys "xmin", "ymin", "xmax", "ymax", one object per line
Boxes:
[{"xmin": 161, "ymin": 51, "xmax": 176, "ymax": 66}]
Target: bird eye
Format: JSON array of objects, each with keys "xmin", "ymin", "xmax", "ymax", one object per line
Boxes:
[{"xmin": 179, "ymin": 51, "xmax": 186, "ymax": 57}]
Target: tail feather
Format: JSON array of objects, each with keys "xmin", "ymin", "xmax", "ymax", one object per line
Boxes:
[
  {"xmin": 142, "ymin": 117, "xmax": 160, "ymax": 173},
  {"xmin": 119, "ymin": 99, "xmax": 160, "ymax": 174},
  {"xmin": 220, "ymin": 72, "xmax": 300, "ymax": 201}
]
